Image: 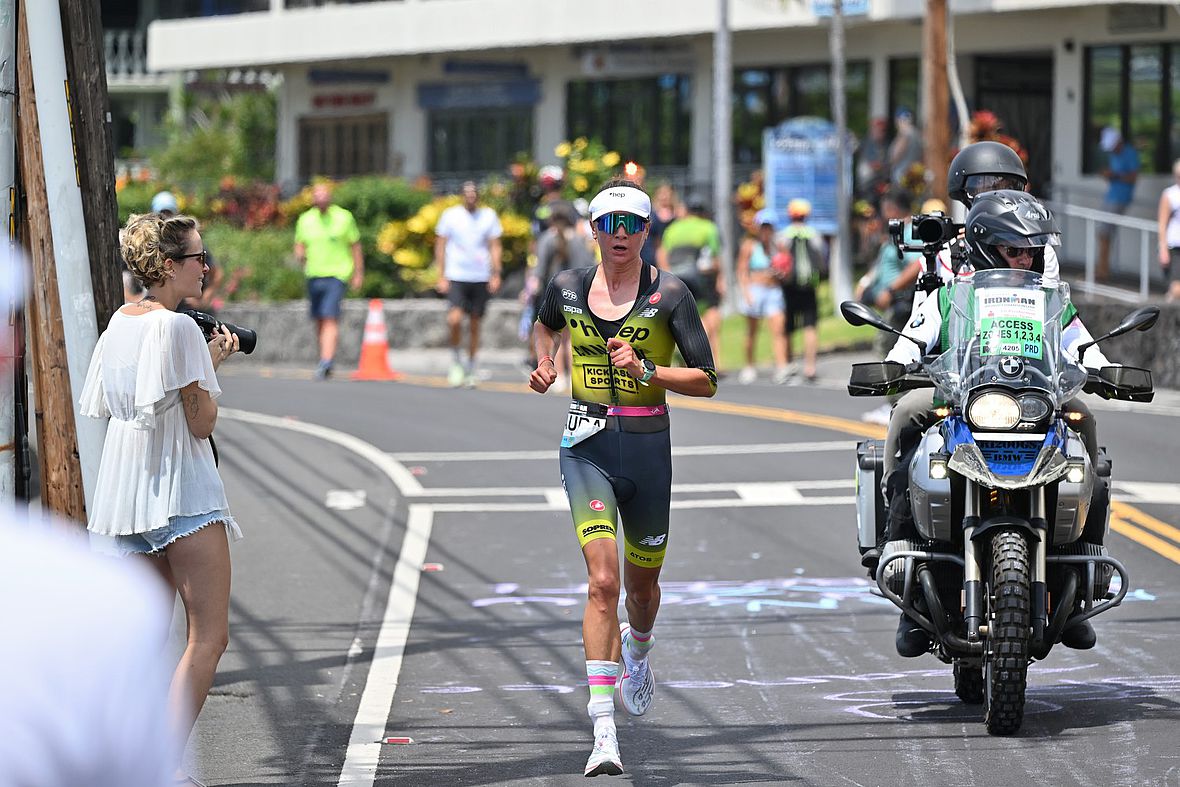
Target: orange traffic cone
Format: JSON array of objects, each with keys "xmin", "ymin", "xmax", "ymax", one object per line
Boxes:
[{"xmin": 352, "ymin": 299, "xmax": 402, "ymax": 381}]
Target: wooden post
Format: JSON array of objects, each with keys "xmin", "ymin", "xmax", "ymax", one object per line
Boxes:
[
  {"xmin": 16, "ymin": 7, "xmax": 86, "ymax": 523},
  {"xmin": 922, "ymin": 0, "xmax": 950, "ymax": 201},
  {"xmin": 57, "ymin": 0, "xmax": 123, "ymax": 332}
]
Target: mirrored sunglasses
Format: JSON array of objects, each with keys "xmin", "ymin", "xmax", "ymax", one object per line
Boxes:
[{"xmin": 593, "ymin": 212, "xmax": 648, "ymax": 235}]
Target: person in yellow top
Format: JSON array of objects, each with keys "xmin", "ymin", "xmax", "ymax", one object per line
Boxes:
[{"xmin": 294, "ymin": 184, "xmax": 364, "ymax": 379}]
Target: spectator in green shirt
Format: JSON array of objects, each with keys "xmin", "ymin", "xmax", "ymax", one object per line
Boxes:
[
  {"xmin": 658, "ymin": 196, "xmax": 725, "ymax": 370},
  {"xmin": 294, "ymin": 184, "xmax": 364, "ymax": 379}
]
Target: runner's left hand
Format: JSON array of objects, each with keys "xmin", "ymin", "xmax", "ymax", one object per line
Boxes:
[{"xmin": 606, "ymin": 337, "xmax": 642, "ymax": 378}]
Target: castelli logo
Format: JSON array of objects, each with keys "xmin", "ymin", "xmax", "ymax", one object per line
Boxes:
[
  {"xmin": 590, "ymin": 500, "xmax": 606, "ymax": 512},
  {"xmin": 649, "ymin": 293, "xmax": 661, "ymax": 305}
]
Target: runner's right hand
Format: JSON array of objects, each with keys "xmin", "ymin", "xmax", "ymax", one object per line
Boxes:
[{"xmin": 530, "ymin": 358, "xmax": 557, "ymax": 393}]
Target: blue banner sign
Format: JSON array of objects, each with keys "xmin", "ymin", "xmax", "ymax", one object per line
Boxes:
[
  {"xmin": 811, "ymin": 0, "xmax": 870, "ymax": 16},
  {"xmin": 417, "ymin": 79, "xmax": 541, "ymax": 110},
  {"xmin": 762, "ymin": 117, "xmax": 850, "ymax": 235}
]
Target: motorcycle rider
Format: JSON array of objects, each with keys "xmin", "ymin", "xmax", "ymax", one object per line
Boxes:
[
  {"xmin": 871, "ymin": 142, "xmax": 1083, "ymax": 554},
  {"xmin": 878, "ymin": 190, "xmax": 1114, "ymax": 657}
]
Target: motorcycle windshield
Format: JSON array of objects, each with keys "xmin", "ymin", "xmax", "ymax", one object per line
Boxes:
[{"xmin": 928, "ymin": 268, "xmax": 1087, "ymax": 408}]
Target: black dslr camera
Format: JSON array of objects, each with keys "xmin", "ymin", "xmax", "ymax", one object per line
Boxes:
[
  {"xmin": 179, "ymin": 308, "xmax": 258, "ymax": 355},
  {"xmin": 888, "ymin": 211, "xmax": 965, "ymax": 295}
]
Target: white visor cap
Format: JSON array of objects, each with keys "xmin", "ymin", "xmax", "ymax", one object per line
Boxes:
[{"xmin": 588, "ymin": 186, "xmax": 652, "ymax": 221}]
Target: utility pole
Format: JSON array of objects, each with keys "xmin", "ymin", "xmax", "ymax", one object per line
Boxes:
[
  {"xmin": 0, "ymin": 0, "xmax": 17, "ymax": 505},
  {"xmin": 828, "ymin": 0, "xmax": 853, "ymax": 307},
  {"xmin": 712, "ymin": 0, "xmax": 734, "ymax": 304},
  {"xmin": 922, "ymin": 0, "xmax": 950, "ymax": 201},
  {"xmin": 16, "ymin": 5, "xmax": 87, "ymax": 522},
  {"xmin": 58, "ymin": 0, "xmax": 123, "ymax": 333}
]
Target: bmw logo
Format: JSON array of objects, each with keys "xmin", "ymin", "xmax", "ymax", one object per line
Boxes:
[{"xmin": 999, "ymin": 356, "xmax": 1024, "ymax": 377}]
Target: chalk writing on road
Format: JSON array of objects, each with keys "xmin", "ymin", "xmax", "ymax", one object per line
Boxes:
[
  {"xmin": 470, "ymin": 578, "xmax": 1157, "ymax": 613},
  {"xmin": 416, "ymin": 668, "xmax": 1180, "ymax": 723}
]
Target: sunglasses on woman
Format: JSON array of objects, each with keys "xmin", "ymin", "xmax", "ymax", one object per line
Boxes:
[
  {"xmin": 593, "ymin": 212, "xmax": 649, "ymax": 235},
  {"xmin": 174, "ymin": 250, "xmax": 209, "ymax": 265}
]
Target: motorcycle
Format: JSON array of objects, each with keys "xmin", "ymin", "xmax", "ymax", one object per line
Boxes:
[{"xmin": 843, "ymin": 268, "xmax": 1158, "ymax": 735}]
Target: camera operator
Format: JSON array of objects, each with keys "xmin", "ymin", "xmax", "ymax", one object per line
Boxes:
[{"xmin": 80, "ymin": 211, "xmax": 241, "ymax": 786}]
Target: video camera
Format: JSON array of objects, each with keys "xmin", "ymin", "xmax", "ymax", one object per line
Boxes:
[
  {"xmin": 179, "ymin": 308, "xmax": 258, "ymax": 355},
  {"xmin": 888, "ymin": 211, "xmax": 965, "ymax": 295}
]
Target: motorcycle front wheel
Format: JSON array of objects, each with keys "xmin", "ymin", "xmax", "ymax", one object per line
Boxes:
[{"xmin": 984, "ymin": 530, "xmax": 1031, "ymax": 735}]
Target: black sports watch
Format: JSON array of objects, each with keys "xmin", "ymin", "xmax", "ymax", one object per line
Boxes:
[{"xmin": 638, "ymin": 358, "xmax": 657, "ymax": 384}]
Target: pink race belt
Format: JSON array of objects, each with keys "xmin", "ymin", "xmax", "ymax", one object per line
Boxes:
[{"xmin": 605, "ymin": 404, "xmax": 668, "ymax": 417}]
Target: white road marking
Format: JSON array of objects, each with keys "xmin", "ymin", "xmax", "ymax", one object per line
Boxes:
[
  {"xmin": 1114, "ymin": 482, "xmax": 1180, "ymax": 505},
  {"xmin": 339, "ymin": 505, "xmax": 433, "ymax": 784},
  {"xmin": 221, "ymin": 408, "xmax": 424, "ymax": 495},
  {"xmin": 389, "ymin": 440, "xmax": 854, "ymax": 462},
  {"xmin": 407, "ymin": 478, "xmax": 855, "ymax": 498},
  {"xmin": 326, "ymin": 489, "xmax": 368, "ymax": 510},
  {"xmin": 426, "ymin": 496, "xmax": 855, "ymax": 514},
  {"xmin": 218, "ymin": 409, "xmax": 427, "ymax": 787}
]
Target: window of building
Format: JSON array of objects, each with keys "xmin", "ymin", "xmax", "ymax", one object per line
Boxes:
[
  {"xmin": 731, "ymin": 62, "xmax": 869, "ymax": 164},
  {"xmin": 1084, "ymin": 43, "xmax": 1180, "ymax": 174},
  {"xmin": 298, "ymin": 113, "xmax": 388, "ymax": 180},
  {"xmin": 428, "ymin": 108, "xmax": 533, "ymax": 175},
  {"xmin": 566, "ymin": 75, "xmax": 692, "ymax": 166}
]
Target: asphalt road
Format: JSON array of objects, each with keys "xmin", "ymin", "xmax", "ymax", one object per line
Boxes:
[{"xmin": 189, "ymin": 354, "xmax": 1180, "ymax": 787}]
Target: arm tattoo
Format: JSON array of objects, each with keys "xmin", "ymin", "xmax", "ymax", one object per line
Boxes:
[{"xmin": 184, "ymin": 392, "xmax": 200, "ymax": 419}]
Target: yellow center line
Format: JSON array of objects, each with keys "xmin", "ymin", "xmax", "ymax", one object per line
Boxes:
[
  {"xmin": 1110, "ymin": 515, "xmax": 1180, "ymax": 566},
  {"xmin": 1111, "ymin": 500, "xmax": 1180, "ymax": 545}
]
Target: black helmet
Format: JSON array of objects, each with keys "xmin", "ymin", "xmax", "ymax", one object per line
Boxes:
[
  {"xmin": 964, "ymin": 190, "xmax": 1059, "ymax": 274},
  {"xmin": 947, "ymin": 141, "xmax": 1028, "ymax": 207}
]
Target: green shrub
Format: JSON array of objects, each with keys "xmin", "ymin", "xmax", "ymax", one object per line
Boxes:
[
  {"xmin": 326, "ymin": 176, "xmax": 433, "ymax": 226},
  {"xmin": 201, "ymin": 224, "xmax": 303, "ymax": 301},
  {"xmin": 117, "ymin": 180, "xmax": 159, "ymax": 225}
]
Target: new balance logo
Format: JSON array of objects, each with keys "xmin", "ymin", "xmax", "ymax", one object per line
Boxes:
[
  {"xmin": 638, "ymin": 534, "xmax": 666, "ymax": 547},
  {"xmin": 639, "ymin": 307, "xmax": 658, "ymax": 318}
]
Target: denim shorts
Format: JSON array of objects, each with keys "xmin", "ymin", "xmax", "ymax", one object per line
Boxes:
[
  {"xmin": 307, "ymin": 276, "xmax": 347, "ymax": 319},
  {"xmin": 114, "ymin": 510, "xmax": 236, "ymax": 556},
  {"xmin": 740, "ymin": 283, "xmax": 785, "ymax": 318}
]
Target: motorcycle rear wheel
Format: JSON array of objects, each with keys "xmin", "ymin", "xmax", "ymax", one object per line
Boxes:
[
  {"xmin": 984, "ymin": 530, "xmax": 1031, "ymax": 735},
  {"xmin": 954, "ymin": 661, "xmax": 984, "ymax": 704}
]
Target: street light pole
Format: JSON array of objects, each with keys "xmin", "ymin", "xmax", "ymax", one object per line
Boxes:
[
  {"xmin": 829, "ymin": 0, "xmax": 853, "ymax": 306},
  {"xmin": 712, "ymin": 0, "xmax": 734, "ymax": 303}
]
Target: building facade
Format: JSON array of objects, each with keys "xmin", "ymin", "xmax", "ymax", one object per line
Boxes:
[{"xmin": 146, "ymin": 0, "xmax": 1180, "ymax": 214}]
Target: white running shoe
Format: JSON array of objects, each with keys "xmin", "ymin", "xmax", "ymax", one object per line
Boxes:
[
  {"xmin": 583, "ymin": 727, "xmax": 623, "ymax": 777},
  {"xmin": 447, "ymin": 363, "xmax": 465, "ymax": 387},
  {"xmin": 618, "ymin": 623, "xmax": 655, "ymax": 716},
  {"xmin": 738, "ymin": 366, "xmax": 757, "ymax": 385}
]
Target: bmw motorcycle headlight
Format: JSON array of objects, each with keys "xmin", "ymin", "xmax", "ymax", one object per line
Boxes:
[
  {"xmin": 1017, "ymin": 394, "xmax": 1051, "ymax": 423},
  {"xmin": 967, "ymin": 391, "xmax": 1021, "ymax": 430}
]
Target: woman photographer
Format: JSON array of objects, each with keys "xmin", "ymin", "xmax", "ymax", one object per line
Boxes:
[{"xmin": 80, "ymin": 212, "xmax": 240, "ymax": 786}]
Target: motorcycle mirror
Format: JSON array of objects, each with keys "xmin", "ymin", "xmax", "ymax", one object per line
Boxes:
[
  {"xmin": 1077, "ymin": 306, "xmax": 1160, "ymax": 363},
  {"xmin": 840, "ymin": 300, "xmax": 926, "ymax": 351}
]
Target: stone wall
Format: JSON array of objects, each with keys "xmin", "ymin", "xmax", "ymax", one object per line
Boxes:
[
  {"xmin": 218, "ymin": 298, "xmax": 525, "ymax": 365},
  {"xmin": 1072, "ymin": 297, "xmax": 1180, "ymax": 389}
]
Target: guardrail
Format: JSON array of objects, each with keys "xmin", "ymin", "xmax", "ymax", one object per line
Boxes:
[{"xmin": 1042, "ymin": 199, "xmax": 1158, "ymax": 304}]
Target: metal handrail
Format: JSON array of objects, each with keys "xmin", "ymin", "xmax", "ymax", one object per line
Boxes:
[{"xmin": 1042, "ymin": 199, "xmax": 1158, "ymax": 303}]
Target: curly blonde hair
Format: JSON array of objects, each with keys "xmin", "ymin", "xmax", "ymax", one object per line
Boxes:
[{"xmin": 120, "ymin": 212, "xmax": 200, "ymax": 288}]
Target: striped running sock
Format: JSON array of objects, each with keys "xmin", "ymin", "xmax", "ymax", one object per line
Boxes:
[
  {"xmin": 625, "ymin": 627, "xmax": 654, "ymax": 664},
  {"xmin": 586, "ymin": 659, "xmax": 619, "ymax": 733}
]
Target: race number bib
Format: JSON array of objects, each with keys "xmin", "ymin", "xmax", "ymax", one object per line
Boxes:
[
  {"xmin": 561, "ymin": 401, "xmax": 608, "ymax": 448},
  {"xmin": 976, "ymin": 288, "xmax": 1045, "ymax": 360}
]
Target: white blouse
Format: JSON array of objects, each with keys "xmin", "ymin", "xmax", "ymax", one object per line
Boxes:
[{"xmin": 79, "ymin": 308, "xmax": 239, "ymax": 538}]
